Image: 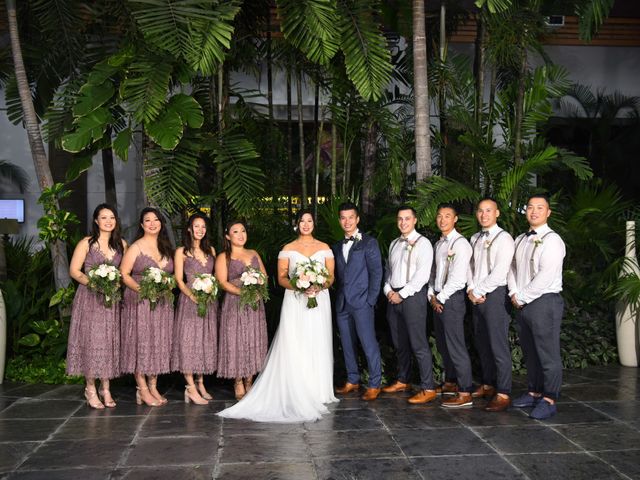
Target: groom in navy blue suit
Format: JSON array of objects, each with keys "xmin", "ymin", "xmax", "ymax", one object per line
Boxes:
[{"xmin": 332, "ymin": 202, "xmax": 383, "ymax": 401}]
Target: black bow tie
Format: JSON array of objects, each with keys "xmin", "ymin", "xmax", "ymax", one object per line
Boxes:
[
  {"xmin": 480, "ymin": 231, "xmax": 490, "ymax": 237},
  {"xmin": 343, "ymin": 236, "xmax": 355, "ymax": 244},
  {"xmin": 525, "ymin": 230, "xmax": 537, "ymax": 237}
]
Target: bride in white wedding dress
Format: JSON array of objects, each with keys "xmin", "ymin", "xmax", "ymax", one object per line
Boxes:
[{"xmin": 217, "ymin": 210, "xmax": 338, "ymax": 422}]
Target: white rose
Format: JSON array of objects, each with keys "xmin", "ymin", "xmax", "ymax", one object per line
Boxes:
[
  {"xmin": 316, "ymin": 275, "xmax": 325, "ymax": 284},
  {"xmin": 108, "ymin": 271, "xmax": 116, "ymax": 281},
  {"xmin": 298, "ymin": 279, "xmax": 310, "ymax": 289}
]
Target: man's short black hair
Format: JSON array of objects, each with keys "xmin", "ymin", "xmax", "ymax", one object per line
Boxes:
[
  {"xmin": 436, "ymin": 202, "xmax": 458, "ymax": 216},
  {"xmin": 338, "ymin": 201, "xmax": 359, "ymax": 215},
  {"xmin": 396, "ymin": 205, "xmax": 417, "ymax": 217},
  {"xmin": 526, "ymin": 192, "xmax": 551, "ymax": 206}
]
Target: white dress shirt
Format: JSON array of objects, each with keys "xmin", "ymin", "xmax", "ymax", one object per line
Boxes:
[
  {"xmin": 342, "ymin": 229, "xmax": 360, "ymax": 262},
  {"xmin": 383, "ymin": 229, "xmax": 433, "ymax": 299},
  {"xmin": 428, "ymin": 229, "xmax": 472, "ymax": 304},
  {"xmin": 467, "ymin": 224, "xmax": 515, "ymax": 297},
  {"xmin": 507, "ymin": 223, "xmax": 565, "ymax": 305}
]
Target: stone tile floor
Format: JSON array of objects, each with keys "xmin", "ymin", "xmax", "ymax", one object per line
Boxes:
[{"xmin": 0, "ymin": 365, "xmax": 639, "ymax": 479}]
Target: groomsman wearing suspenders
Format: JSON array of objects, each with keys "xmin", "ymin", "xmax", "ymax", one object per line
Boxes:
[
  {"xmin": 467, "ymin": 198, "xmax": 515, "ymax": 412},
  {"xmin": 429, "ymin": 204, "xmax": 474, "ymax": 408},
  {"xmin": 508, "ymin": 193, "xmax": 566, "ymax": 420},
  {"xmin": 382, "ymin": 206, "xmax": 437, "ymax": 404}
]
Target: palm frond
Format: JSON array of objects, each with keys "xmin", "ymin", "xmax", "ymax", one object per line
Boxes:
[
  {"xmin": 412, "ymin": 176, "xmax": 480, "ymax": 227},
  {"xmin": 212, "ymin": 131, "xmax": 264, "ymax": 217},
  {"xmin": 496, "ymin": 145, "xmax": 558, "ymax": 203},
  {"xmin": 120, "ymin": 57, "xmax": 172, "ymax": 123},
  {"xmin": 574, "ymin": 0, "xmax": 614, "ymax": 42},
  {"xmin": 144, "ymin": 136, "xmax": 200, "ymax": 213},
  {"xmin": 554, "ymin": 148, "xmax": 593, "ymax": 181},
  {"xmin": 337, "ymin": 0, "xmax": 392, "ymax": 101},
  {"xmin": 276, "ymin": 0, "xmax": 341, "ymax": 65},
  {"xmin": 0, "ymin": 160, "xmax": 30, "ymax": 192},
  {"xmin": 185, "ymin": 2, "xmax": 242, "ymax": 74}
]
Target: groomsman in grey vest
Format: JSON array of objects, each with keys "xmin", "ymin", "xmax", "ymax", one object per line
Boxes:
[
  {"xmin": 508, "ymin": 193, "xmax": 565, "ymax": 420},
  {"xmin": 429, "ymin": 204, "xmax": 474, "ymax": 408},
  {"xmin": 467, "ymin": 197, "xmax": 515, "ymax": 412},
  {"xmin": 382, "ymin": 206, "xmax": 437, "ymax": 404}
]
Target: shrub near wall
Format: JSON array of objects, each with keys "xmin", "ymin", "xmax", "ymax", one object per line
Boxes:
[{"xmin": 1, "ymin": 238, "xmax": 80, "ymax": 384}]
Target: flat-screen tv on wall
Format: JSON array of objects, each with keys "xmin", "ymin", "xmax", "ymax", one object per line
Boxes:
[{"xmin": 0, "ymin": 199, "xmax": 25, "ymax": 223}]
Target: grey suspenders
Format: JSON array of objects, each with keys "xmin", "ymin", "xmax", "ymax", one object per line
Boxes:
[
  {"xmin": 471, "ymin": 230, "xmax": 506, "ymax": 276},
  {"xmin": 442, "ymin": 236, "xmax": 462, "ymax": 286},
  {"xmin": 389, "ymin": 235, "xmax": 424, "ymax": 284},
  {"xmin": 515, "ymin": 231, "xmax": 556, "ymax": 281}
]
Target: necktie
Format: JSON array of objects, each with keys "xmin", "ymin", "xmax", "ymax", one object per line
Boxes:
[{"xmin": 525, "ymin": 230, "xmax": 537, "ymax": 237}]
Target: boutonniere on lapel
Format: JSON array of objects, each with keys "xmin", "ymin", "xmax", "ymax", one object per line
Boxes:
[
  {"xmin": 447, "ymin": 249, "xmax": 455, "ymax": 262},
  {"xmin": 354, "ymin": 232, "xmax": 362, "ymax": 243},
  {"xmin": 533, "ymin": 237, "xmax": 543, "ymax": 247},
  {"xmin": 483, "ymin": 240, "xmax": 492, "ymax": 249}
]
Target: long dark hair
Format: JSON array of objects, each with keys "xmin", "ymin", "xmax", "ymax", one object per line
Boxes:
[
  {"xmin": 223, "ymin": 219, "xmax": 248, "ymax": 267},
  {"xmin": 183, "ymin": 212, "xmax": 213, "ymax": 258},
  {"xmin": 135, "ymin": 207, "xmax": 174, "ymax": 260},
  {"xmin": 88, "ymin": 204, "xmax": 124, "ymax": 255}
]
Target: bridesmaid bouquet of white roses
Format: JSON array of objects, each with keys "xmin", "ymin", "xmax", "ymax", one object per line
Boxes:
[
  {"xmin": 139, "ymin": 266, "xmax": 176, "ymax": 310},
  {"xmin": 239, "ymin": 266, "xmax": 269, "ymax": 311},
  {"xmin": 87, "ymin": 263, "xmax": 122, "ymax": 308},
  {"xmin": 290, "ymin": 259, "xmax": 329, "ymax": 309},
  {"xmin": 191, "ymin": 273, "xmax": 220, "ymax": 318}
]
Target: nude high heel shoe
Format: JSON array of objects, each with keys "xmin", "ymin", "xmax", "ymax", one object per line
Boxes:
[
  {"xmin": 136, "ymin": 386, "xmax": 159, "ymax": 407},
  {"xmin": 184, "ymin": 385, "xmax": 209, "ymax": 405},
  {"xmin": 84, "ymin": 388, "xmax": 105, "ymax": 409},
  {"xmin": 196, "ymin": 378, "xmax": 213, "ymax": 400}
]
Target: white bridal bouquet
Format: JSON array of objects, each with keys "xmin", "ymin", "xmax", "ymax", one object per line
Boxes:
[
  {"xmin": 191, "ymin": 273, "xmax": 220, "ymax": 318},
  {"xmin": 139, "ymin": 266, "xmax": 176, "ymax": 310},
  {"xmin": 87, "ymin": 263, "xmax": 122, "ymax": 307},
  {"xmin": 290, "ymin": 258, "xmax": 329, "ymax": 309},
  {"xmin": 239, "ymin": 266, "xmax": 269, "ymax": 311}
]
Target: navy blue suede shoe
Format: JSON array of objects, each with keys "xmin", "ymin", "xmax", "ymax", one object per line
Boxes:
[
  {"xmin": 529, "ymin": 399, "xmax": 557, "ymax": 420},
  {"xmin": 512, "ymin": 393, "xmax": 541, "ymax": 408}
]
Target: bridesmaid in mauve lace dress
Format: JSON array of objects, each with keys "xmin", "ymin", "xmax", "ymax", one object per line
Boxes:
[
  {"xmin": 67, "ymin": 204, "xmax": 127, "ymax": 409},
  {"xmin": 216, "ymin": 220, "xmax": 268, "ymax": 400},
  {"xmin": 172, "ymin": 213, "xmax": 218, "ymax": 405},
  {"xmin": 120, "ymin": 207, "xmax": 175, "ymax": 407}
]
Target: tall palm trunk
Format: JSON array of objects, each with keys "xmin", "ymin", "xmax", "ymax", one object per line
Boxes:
[
  {"xmin": 102, "ymin": 128, "xmax": 117, "ymax": 207},
  {"xmin": 361, "ymin": 122, "xmax": 377, "ymax": 216},
  {"xmin": 473, "ymin": 11, "xmax": 487, "ymax": 190},
  {"xmin": 286, "ymin": 70, "xmax": 293, "ymax": 219},
  {"xmin": 511, "ymin": 43, "xmax": 528, "ymax": 208},
  {"xmin": 413, "ymin": 0, "xmax": 432, "ymax": 181},
  {"xmin": 296, "ymin": 68, "xmax": 308, "ymax": 208},
  {"xmin": 331, "ymin": 122, "xmax": 337, "ymax": 197},
  {"xmin": 6, "ymin": 0, "xmax": 71, "ymax": 290},
  {"xmin": 438, "ymin": 1, "xmax": 448, "ymax": 178}
]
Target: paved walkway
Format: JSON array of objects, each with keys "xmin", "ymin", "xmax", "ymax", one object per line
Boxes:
[{"xmin": 1, "ymin": 365, "xmax": 639, "ymax": 479}]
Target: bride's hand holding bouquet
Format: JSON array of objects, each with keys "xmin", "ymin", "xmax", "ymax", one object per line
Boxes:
[{"xmin": 290, "ymin": 258, "xmax": 329, "ymax": 308}]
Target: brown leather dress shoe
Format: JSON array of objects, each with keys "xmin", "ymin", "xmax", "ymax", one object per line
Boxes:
[
  {"xmin": 382, "ymin": 381, "xmax": 411, "ymax": 393},
  {"xmin": 408, "ymin": 390, "xmax": 437, "ymax": 404},
  {"xmin": 441, "ymin": 392, "xmax": 473, "ymax": 408},
  {"xmin": 472, "ymin": 384, "xmax": 496, "ymax": 399},
  {"xmin": 435, "ymin": 382, "xmax": 459, "ymax": 396},
  {"xmin": 335, "ymin": 382, "xmax": 360, "ymax": 394},
  {"xmin": 485, "ymin": 394, "xmax": 511, "ymax": 412},
  {"xmin": 361, "ymin": 388, "xmax": 381, "ymax": 401}
]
